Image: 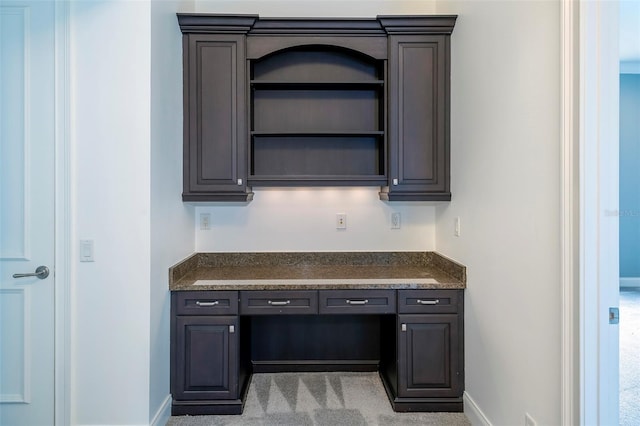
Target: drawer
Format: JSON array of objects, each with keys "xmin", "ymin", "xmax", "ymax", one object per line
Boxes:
[
  {"xmin": 173, "ymin": 291, "xmax": 239, "ymax": 316},
  {"xmin": 398, "ymin": 289, "xmax": 461, "ymax": 314},
  {"xmin": 240, "ymin": 290, "xmax": 318, "ymax": 315},
  {"xmin": 319, "ymin": 289, "xmax": 396, "ymax": 314}
]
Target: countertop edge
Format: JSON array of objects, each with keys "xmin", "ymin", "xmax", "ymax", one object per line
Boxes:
[{"xmin": 169, "ymin": 251, "xmax": 466, "ymax": 291}]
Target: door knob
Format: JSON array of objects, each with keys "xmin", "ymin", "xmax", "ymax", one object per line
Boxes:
[{"xmin": 13, "ymin": 265, "xmax": 50, "ymax": 279}]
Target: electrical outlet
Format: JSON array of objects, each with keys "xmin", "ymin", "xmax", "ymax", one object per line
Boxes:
[
  {"xmin": 200, "ymin": 213, "xmax": 211, "ymax": 230},
  {"xmin": 391, "ymin": 212, "xmax": 401, "ymax": 229},
  {"xmin": 524, "ymin": 413, "xmax": 537, "ymax": 426},
  {"xmin": 336, "ymin": 213, "xmax": 347, "ymax": 229}
]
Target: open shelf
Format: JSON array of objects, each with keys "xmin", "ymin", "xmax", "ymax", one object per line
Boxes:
[
  {"xmin": 249, "ymin": 45, "xmax": 386, "ymax": 186},
  {"xmin": 250, "ymin": 135, "xmax": 384, "ymax": 179}
]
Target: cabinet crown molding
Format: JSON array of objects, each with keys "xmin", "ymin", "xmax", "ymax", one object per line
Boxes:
[{"xmin": 177, "ymin": 14, "xmax": 457, "ymax": 36}]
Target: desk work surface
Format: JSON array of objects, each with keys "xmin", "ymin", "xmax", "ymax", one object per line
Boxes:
[{"xmin": 169, "ymin": 252, "xmax": 466, "ymax": 291}]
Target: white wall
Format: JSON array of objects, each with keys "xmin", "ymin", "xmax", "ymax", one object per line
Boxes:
[
  {"xmin": 149, "ymin": 0, "xmax": 195, "ymax": 424},
  {"xmin": 434, "ymin": 1, "xmax": 561, "ymax": 425},
  {"xmin": 195, "ymin": 0, "xmax": 437, "ymax": 16},
  {"xmin": 71, "ymin": 1, "xmax": 153, "ymax": 425},
  {"xmin": 196, "ymin": 188, "xmax": 437, "ymax": 252}
]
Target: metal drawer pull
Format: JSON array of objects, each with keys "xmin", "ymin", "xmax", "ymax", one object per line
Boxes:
[
  {"xmin": 346, "ymin": 299, "xmax": 369, "ymax": 305},
  {"xmin": 268, "ymin": 300, "xmax": 291, "ymax": 306},
  {"xmin": 196, "ymin": 301, "xmax": 219, "ymax": 307},
  {"xmin": 417, "ymin": 299, "xmax": 440, "ymax": 305}
]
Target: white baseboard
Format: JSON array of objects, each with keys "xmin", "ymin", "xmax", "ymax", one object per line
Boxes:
[
  {"xmin": 620, "ymin": 277, "xmax": 640, "ymax": 288},
  {"xmin": 464, "ymin": 391, "xmax": 492, "ymax": 426},
  {"xmin": 150, "ymin": 395, "xmax": 172, "ymax": 426}
]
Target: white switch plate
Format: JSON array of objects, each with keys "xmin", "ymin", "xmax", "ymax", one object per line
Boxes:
[
  {"xmin": 391, "ymin": 212, "xmax": 401, "ymax": 229},
  {"xmin": 454, "ymin": 217, "xmax": 461, "ymax": 237},
  {"xmin": 79, "ymin": 239, "xmax": 94, "ymax": 262},
  {"xmin": 336, "ymin": 213, "xmax": 347, "ymax": 229},
  {"xmin": 200, "ymin": 213, "xmax": 211, "ymax": 230}
]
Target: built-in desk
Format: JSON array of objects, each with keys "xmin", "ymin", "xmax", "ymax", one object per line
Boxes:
[{"xmin": 169, "ymin": 252, "xmax": 465, "ymax": 416}]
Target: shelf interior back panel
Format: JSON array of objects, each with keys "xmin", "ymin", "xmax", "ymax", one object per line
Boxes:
[
  {"xmin": 252, "ymin": 89, "xmax": 382, "ymax": 132},
  {"xmin": 251, "ymin": 136, "xmax": 384, "ymax": 176}
]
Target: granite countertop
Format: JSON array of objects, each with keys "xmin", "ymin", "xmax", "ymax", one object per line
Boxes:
[{"xmin": 169, "ymin": 252, "xmax": 466, "ymax": 291}]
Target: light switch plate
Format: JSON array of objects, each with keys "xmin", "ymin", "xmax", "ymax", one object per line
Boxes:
[{"xmin": 79, "ymin": 239, "xmax": 94, "ymax": 262}]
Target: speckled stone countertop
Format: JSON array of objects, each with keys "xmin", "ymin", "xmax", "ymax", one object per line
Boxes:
[{"xmin": 169, "ymin": 252, "xmax": 466, "ymax": 291}]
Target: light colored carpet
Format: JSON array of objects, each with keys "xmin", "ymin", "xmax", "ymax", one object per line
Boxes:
[
  {"xmin": 620, "ymin": 289, "xmax": 640, "ymax": 426},
  {"xmin": 167, "ymin": 372, "xmax": 471, "ymax": 426}
]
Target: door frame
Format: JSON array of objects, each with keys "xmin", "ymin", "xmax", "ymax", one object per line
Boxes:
[
  {"xmin": 54, "ymin": 1, "xmax": 71, "ymax": 425},
  {"xmin": 562, "ymin": 0, "xmax": 620, "ymax": 424}
]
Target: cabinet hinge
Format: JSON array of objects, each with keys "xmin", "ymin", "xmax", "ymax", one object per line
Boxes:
[
  {"xmin": 229, "ymin": 325, "xmax": 235, "ymax": 333},
  {"xmin": 401, "ymin": 323, "xmax": 407, "ymax": 332}
]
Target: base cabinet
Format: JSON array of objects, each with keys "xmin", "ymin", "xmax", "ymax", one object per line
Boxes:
[
  {"xmin": 171, "ymin": 288, "xmax": 464, "ymax": 415},
  {"xmin": 171, "ymin": 291, "xmax": 248, "ymax": 415},
  {"xmin": 398, "ymin": 314, "xmax": 462, "ymax": 398},
  {"xmin": 380, "ymin": 289, "xmax": 464, "ymax": 411},
  {"xmin": 173, "ymin": 316, "xmax": 238, "ymax": 401}
]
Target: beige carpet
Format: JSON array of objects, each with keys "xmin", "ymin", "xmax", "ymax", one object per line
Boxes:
[{"xmin": 167, "ymin": 372, "xmax": 470, "ymax": 426}]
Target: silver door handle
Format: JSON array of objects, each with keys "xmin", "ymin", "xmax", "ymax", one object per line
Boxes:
[
  {"xmin": 346, "ymin": 299, "xmax": 369, "ymax": 305},
  {"xmin": 268, "ymin": 300, "xmax": 290, "ymax": 306},
  {"xmin": 13, "ymin": 266, "xmax": 50, "ymax": 279}
]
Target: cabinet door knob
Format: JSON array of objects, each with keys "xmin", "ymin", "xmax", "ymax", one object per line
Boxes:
[
  {"xmin": 393, "ymin": 178, "xmax": 399, "ymax": 185},
  {"xmin": 401, "ymin": 323, "xmax": 407, "ymax": 332},
  {"xmin": 237, "ymin": 178, "xmax": 243, "ymax": 186},
  {"xmin": 229, "ymin": 325, "xmax": 235, "ymax": 333}
]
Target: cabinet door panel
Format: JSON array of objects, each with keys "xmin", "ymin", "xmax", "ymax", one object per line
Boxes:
[
  {"xmin": 183, "ymin": 34, "xmax": 250, "ymax": 200},
  {"xmin": 385, "ymin": 35, "xmax": 450, "ymax": 201},
  {"xmin": 398, "ymin": 314, "xmax": 461, "ymax": 398},
  {"xmin": 173, "ymin": 316, "xmax": 238, "ymax": 400}
]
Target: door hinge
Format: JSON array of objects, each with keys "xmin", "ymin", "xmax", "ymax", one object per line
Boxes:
[{"xmin": 609, "ymin": 307, "xmax": 619, "ymax": 324}]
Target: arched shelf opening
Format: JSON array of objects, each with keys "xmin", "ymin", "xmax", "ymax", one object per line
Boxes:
[
  {"xmin": 251, "ymin": 44, "xmax": 384, "ymax": 84},
  {"xmin": 248, "ymin": 44, "xmax": 387, "ymax": 186}
]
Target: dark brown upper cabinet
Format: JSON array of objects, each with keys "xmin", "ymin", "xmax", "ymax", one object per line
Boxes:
[{"xmin": 178, "ymin": 14, "xmax": 456, "ymax": 202}]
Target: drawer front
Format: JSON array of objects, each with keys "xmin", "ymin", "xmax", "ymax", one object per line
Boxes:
[
  {"xmin": 240, "ymin": 290, "xmax": 318, "ymax": 315},
  {"xmin": 173, "ymin": 291, "xmax": 239, "ymax": 316},
  {"xmin": 398, "ymin": 289, "xmax": 461, "ymax": 314},
  {"xmin": 319, "ymin": 289, "xmax": 396, "ymax": 314}
]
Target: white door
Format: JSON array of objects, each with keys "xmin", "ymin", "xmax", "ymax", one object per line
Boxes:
[
  {"xmin": 0, "ymin": 0, "xmax": 55, "ymax": 425},
  {"xmin": 579, "ymin": 0, "xmax": 620, "ymax": 424}
]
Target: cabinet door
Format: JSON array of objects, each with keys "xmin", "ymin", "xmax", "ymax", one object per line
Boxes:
[
  {"xmin": 173, "ymin": 316, "xmax": 238, "ymax": 400},
  {"xmin": 398, "ymin": 314, "xmax": 462, "ymax": 398},
  {"xmin": 384, "ymin": 35, "xmax": 450, "ymax": 201},
  {"xmin": 183, "ymin": 34, "xmax": 251, "ymax": 201}
]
